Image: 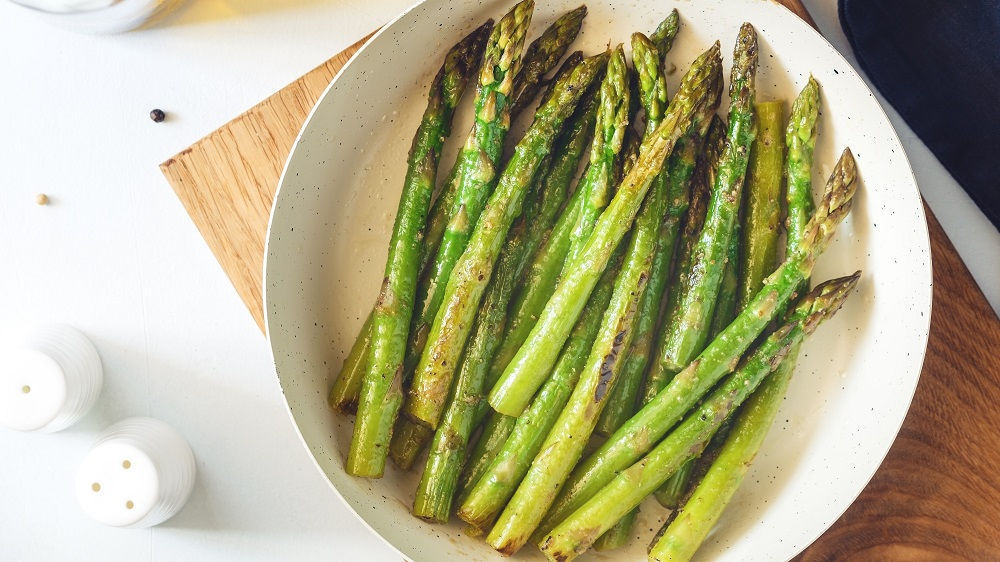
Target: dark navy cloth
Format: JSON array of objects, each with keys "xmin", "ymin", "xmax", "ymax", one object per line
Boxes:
[{"xmin": 840, "ymin": 0, "xmax": 1000, "ymax": 228}]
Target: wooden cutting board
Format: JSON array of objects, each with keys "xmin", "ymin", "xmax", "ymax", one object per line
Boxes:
[{"xmin": 160, "ymin": 2, "xmax": 1000, "ymax": 558}]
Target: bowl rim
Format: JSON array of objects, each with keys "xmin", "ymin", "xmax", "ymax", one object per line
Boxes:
[{"xmin": 263, "ymin": 0, "xmax": 438, "ymax": 557}]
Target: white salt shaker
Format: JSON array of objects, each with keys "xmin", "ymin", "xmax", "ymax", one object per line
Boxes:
[
  {"xmin": 0, "ymin": 324, "xmax": 103, "ymax": 433},
  {"xmin": 76, "ymin": 417, "xmax": 196, "ymax": 527}
]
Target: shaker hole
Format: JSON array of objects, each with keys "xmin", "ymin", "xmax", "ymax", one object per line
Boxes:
[
  {"xmin": 22, "ymin": 385, "xmax": 30, "ymax": 394},
  {"xmin": 91, "ymin": 483, "xmax": 101, "ymax": 492},
  {"xmin": 126, "ymin": 501, "xmax": 134, "ymax": 509},
  {"xmin": 122, "ymin": 460, "xmax": 131, "ymax": 469}
]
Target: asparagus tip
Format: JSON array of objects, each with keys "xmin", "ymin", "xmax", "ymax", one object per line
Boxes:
[
  {"xmin": 505, "ymin": 0, "xmax": 535, "ymax": 38},
  {"xmin": 567, "ymin": 4, "xmax": 588, "ymax": 18},
  {"xmin": 475, "ymin": 18, "xmax": 495, "ymax": 33},
  {"xmin": 730, "ymin": 24, "xmax": 758, "ymax": 91},
  {"xmin": 787, "ymin": 75, "xmax": 822, "ymax": 145},
  {"xmin": 741, "ymin": 23, "xmax": 758, "ymax": 48},
  {"xmin": 798, "ymin": 271, "xmax": 862, "ymax": 334},
  {"xmin": 650, "ymin": 8, "xmax": 681, "ymax": 55},
  {"xmin": 536, "ymin": 50, "xmax": 585, "ymax": 107},
  {"xmin": 841, "ymin": 146, "xmax": 857, "ymax": 171},
  {"xmin": 831, "ymin": 147, "xmax": 859, "ymax": 209},
  {"xmin": 548, "ymin": 4, "xmax": 587, "ymax": 40},
  {"xmin": 801, "ymin": 146, "xmax": 858, "ymax": 254},
  {"xmin": 463, "ymin": 18, "xmax": 495, "ymax": 58}
]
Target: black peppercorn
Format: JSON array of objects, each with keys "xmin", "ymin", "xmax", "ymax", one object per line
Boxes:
[{"xmin": 149, "ymin": 109, "xmax": 166, "ymax": 123}]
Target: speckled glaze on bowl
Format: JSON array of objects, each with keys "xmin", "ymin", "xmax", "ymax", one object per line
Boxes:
[{"xmin": 264, "ymin": 1, "xmax": 931, "ymax": 560}]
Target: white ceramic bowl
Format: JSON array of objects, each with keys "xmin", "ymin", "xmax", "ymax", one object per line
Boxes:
[
  {"xmin": 264, "ymin": 1, "xmax": 932, "ymax": 560},
  {"xmin": 10, "ymin": 0, "xmax": 185, "ymax": 33}
]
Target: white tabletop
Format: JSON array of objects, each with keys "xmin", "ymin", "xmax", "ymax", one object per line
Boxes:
[{"xmin": 1, "ymin": 1, "xmax": 997, "ymax": 561}]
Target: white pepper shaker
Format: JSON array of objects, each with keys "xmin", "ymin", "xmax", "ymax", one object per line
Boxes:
[
  {"xmin": 76, "ymin": 417, "xmax": 196, "ymax": 527},
  {"xmin": 0, "ymin": 324, "xmax": 103, "ymax": 432}
]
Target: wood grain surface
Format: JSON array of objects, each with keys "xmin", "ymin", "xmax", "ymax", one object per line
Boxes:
[
  {"xmin": 795, "ymin": 209, "xmax": 1000, "ymax": 561},
  {"xmin": 160, "ymin": 2, "xmax": 1000, "ymax": 558},
  {"xmin": 161, "ymin": 32, "xmax": 373, "ymax": 331}
]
